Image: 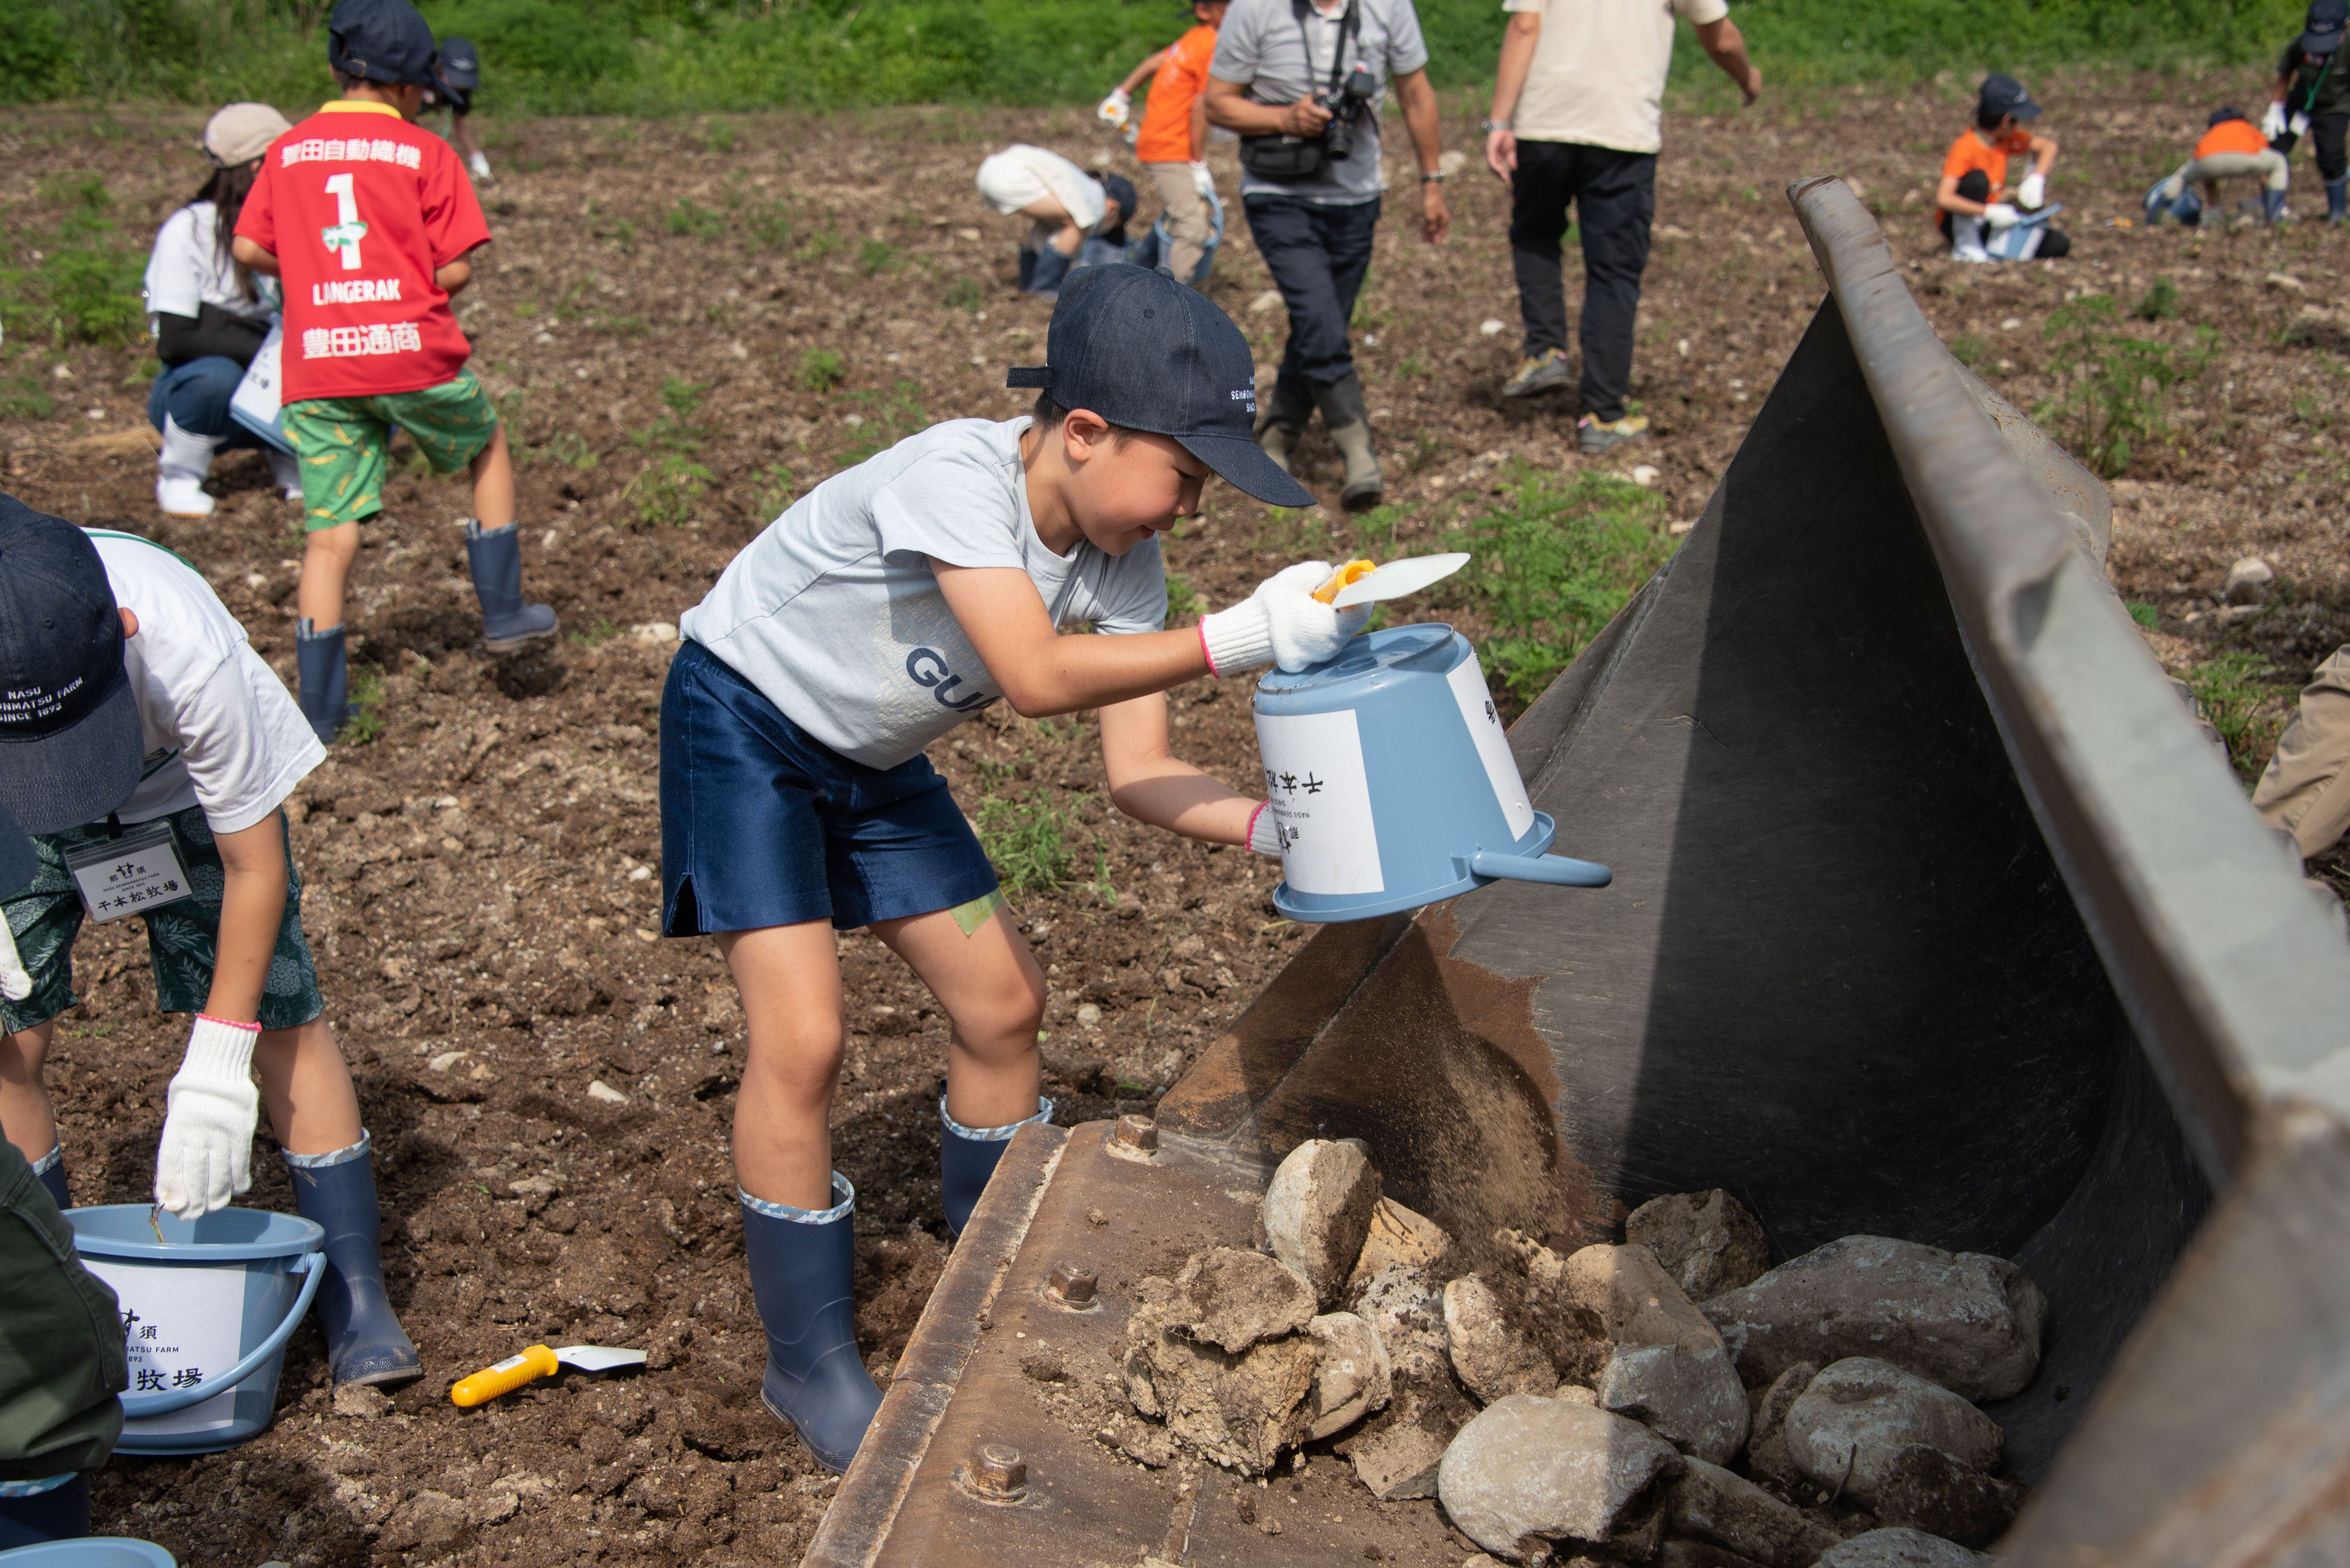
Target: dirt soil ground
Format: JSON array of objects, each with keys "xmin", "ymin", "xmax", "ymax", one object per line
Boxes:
[{"xmin": 1, "ymin": 64, "xmax": 2343, "ymax": 1565}]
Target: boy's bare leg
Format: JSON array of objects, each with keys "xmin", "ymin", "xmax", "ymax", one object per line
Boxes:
[
  {"xmin": 254, "ymin": 1017, "xmax": 364, "ymax": 1157},
  {"xmin": 1014, "ymin": 197, "xmax": 1085, "ymax": 257},
  {"xmin": 469, "ymin": 424, "xmax": 516, "ymax": 529},
  {"xmin": 0, "ymin": 1020, "xmax": 58, "ymax": 1162},
  {"xmin": 874, "ymin": 902, "xmax": 1045, "ymax": 1130},
  {"xmin": 297, "ymin": 522, "xmax": 360, "ymax": 631},
  {"xmin": 722, "ymin": 920, "xmax": 849, "ymax": 1211}
]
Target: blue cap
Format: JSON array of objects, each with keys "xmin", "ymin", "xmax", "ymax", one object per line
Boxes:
[
  {"xmin": 437, "ymin": 35, "xmax": 481, "ymax": 92},
  {"xmin": 1007, "ymin": 264, "xmax": 1312, "ymax": 508},
  {"xmin": 328, "ymin": 0, "xmax": 439, "ymax": 87},
  {"xmin": 1979, "ymin": 73, "xmax": 2042, "ymax": 122},
  {"xmin": 2305, "ymin": 0, "xmax": 2348, "ymax": 54},
  {"xmin": 0, "ymin": 802, "xmax": 33, "ymax": 901},
  {"xmin": 0, "ymin": 495, "xmax": 143, "ymax": 836}
]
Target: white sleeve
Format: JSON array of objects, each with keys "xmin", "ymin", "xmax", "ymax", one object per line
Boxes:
[
  {"xmin": 1676, "ymin": 0, "xmax": 1729, "ymax": 23},
  {"xmin": 1095, "ymin": 542, "xmax": 1171, "ymax": 636},
  {"xmin": 1033, "ymin": 151, "xmax": 1109, "ymax": 233},
  {"xmin": 174, "ymin": 645, "xmax": 326, "ymax": 834},
  {"xmin": 143, "ymin": 209, "xmax": 204, "ymax": 321}
]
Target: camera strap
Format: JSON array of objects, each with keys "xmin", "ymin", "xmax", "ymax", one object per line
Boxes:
[{"xmin": 1291, "ymin": 0, "xmax": 1359, "ymax": 107}]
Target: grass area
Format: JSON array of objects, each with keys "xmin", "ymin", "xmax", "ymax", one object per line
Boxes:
[
  {"xmin": 2186, "ymin": 649, "xmax": 2296, "ymax": 784},
  {"xmin": 2034, "ymin": 293, "xmax": 2217, "ymax": 479},
  {"xmin": 973, "ymin": 787, "xmax": 1093, "ymax": 895},
  {"xmin": 337, "ymin": 666, "xmax": 387, "ymax": 746},
  {"xmin": 0, "ymin": 169, "xmax": 148, "ymax": 354}
]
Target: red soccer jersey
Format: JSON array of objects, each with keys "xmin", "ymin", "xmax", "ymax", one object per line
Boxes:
[{"xmin": 235, "ymin": 101, "xmax": 492, "ymax": 402}]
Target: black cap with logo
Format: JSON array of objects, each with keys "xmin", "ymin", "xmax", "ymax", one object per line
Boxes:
[
  {"xmin": 1978, "ymin": 73, "xmax": 2042, "ymax": 122},
  {"xmin": 328, "ymin": 0, "xmax": 440, "ymax": 87},
  {"xmin": 1007, "ymin": 264, "xmax": 1314, "ymax": 508},
  {"xmin": 2305, "ymin": 0, "xmax": 2349, "ymax": 55},
  {"xmin": 0, "ymin": 495, "xmax": 143, "ymax": 836}
]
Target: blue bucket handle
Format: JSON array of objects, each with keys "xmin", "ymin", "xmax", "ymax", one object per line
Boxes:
[
  {"xmin": 1468, "ymin": 849, "xmax": 1613, "ymax": 889},
  {"xmin": 117, "ymin": 1250, "xmax": 324, "ymax": 1419}
]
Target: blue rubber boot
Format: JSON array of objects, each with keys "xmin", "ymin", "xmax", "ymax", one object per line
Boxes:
[
  {"xmin": 940, "ymin": 1092, "xmax": 1053, "ymax": 1237},
  {"xmin": 2330, "ymin": 178, "xmax": 2349, "ymax": 223},
  {"xmin": 744, "ymin": 1175, "xmax": 883, "ymax": 1472},
  {"xmin": 286, "ymin": 1133, "xmax": 421, "ymax": 1387},
  {"xmin": 1024, "ymin": 243, "xmax": 1074, "ymax": 299},
  {"xmin": 30, "ymin": 1144, "xmax": 67, "ymax": 1212},
  {"xmin": 294, "ymin": 619, "xmax": 347, "ymax": 744},
  {"xmin": 463, "ymin": 520, "xmax": 559, "ymax": 652},
  {"xmin": 1017, "ymin": 247, "xmax": 1039, "ymax": 291},
  {"xmin": 0, "ymin": 1476, "xmax": 89, "ymax": 1548},
  {"xmin": 2266, "ymin": 187, "xmax": 2292, "ymax": 225}
]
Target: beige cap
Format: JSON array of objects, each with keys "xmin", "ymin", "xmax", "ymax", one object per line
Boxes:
[{"xmin": 202, "ymin": 102, "xmax": 293, "ymax": 167}]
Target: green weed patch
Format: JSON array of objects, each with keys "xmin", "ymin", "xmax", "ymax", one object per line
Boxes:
[
  {"xmin": 2035, "ymin": 293, "xmax": 2216, "ymax": 478},
  {"xmin": 2186, "ymin": 650, "xmax": 2295, "ymax": 784},
  {"xmin": 975, "ymin": 789, "xmax": 1092, "ymax": 895}
]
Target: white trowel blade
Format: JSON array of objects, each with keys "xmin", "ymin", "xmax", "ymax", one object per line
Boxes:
[
  {"xmin": 1331, "ymin": 552, "xmax": 1471, "ymax": 608},
  {"xmin": 553, "ymin": 1345, "xmax": 648, "ymax": 1373}
]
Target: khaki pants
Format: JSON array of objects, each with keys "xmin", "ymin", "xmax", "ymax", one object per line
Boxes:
[
  {"xmin": 2254, "ymin": 645, "xmax": 2350, "ymax": 857},
  {"xmin": 1148, "ymin": 162, "xmax": 1215, "ymax": 287},
  {"xmin": 2158, "ymin": 148, "xmax": 2290, "ymax": 200}
]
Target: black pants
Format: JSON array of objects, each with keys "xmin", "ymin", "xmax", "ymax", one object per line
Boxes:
[
  {"xmin": 1937, "ymin": 169, "xmax": 2072, "ymax": 258},
  {"xmin": 2287, "ymin": 111, "xmax": 2350, "ymax": 181},
  {"xmin": 1242, "ymin": 194, "xmax": 1382, "ymax": 411},
  {"xmin": 1509, "ymin": 141, "xmax": 1655, "ymax": 423}
]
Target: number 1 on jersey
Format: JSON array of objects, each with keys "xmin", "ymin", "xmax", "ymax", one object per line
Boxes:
[{"xmin": 320, "ymin": 172, "xmax": 368, "ymax": 271}]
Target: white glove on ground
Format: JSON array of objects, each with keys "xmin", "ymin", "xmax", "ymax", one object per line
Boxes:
[
  {"xmin": 468, "ymin": 149, "xmax": 494, "ymax": 182},
  {"xmin": 1190, "ymin": 161, "xmax": 1215, "ymax": 199},
  {"xmin": 2264, "ymin": 101, "xmax": 2290, "ymax": 140},
  {"xmin": 155, "ymin": 1014, "xmax": 261, "ymax": 1219},
  {"xmin": 1097, "ymin": 89, "xmax": 1132, "ymax": 129},
  {"xmin": 1200, "ymin": 561, "xmax": 1371, "ymax": 675},
  {"xmin": 0, "ymin": 917, "xmax": 27, "ymax": 1004},
  {"xmin": 2017, "ymin": 172, "xmax": 2045, "ymax": 209},
  {"xmin": 2292, "ymin": 111, "xmax": 2313, "ymax": 139},
  {"xmin": 1984, "ymin": 203, "xmax": 2022, "ymax": 230}
]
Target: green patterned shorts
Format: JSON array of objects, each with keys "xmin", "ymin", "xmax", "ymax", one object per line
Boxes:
[
  {"xmin": 284, "ymin": 367, "xmax": 501, "ymax": 532},
  {"xmin": 0, "ymin": 805, "xmax": 323, "ymax": 1035}
]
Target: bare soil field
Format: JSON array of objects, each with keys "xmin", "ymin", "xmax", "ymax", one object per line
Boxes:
[{"xmin": 0, "ymin": 65, "xmax": 2343, "ymax": 1566}]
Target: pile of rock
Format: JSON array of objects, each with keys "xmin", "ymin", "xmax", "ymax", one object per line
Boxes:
[{"xmin": 1114, "ymin": 1140, "xmax": 2047, "ymax": 1567}]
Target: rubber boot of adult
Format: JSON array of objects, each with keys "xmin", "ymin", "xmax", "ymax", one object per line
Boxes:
[
  {"xmin": 1025, "ymin": 243, "xmax": 1075, "ymax": 299},
  {"xmin": 744, "ymin": 1176, "xmax": 883, "ymax": 1473},
  {"xmin": 463, "ymin": 520, "xmax": 560, "ymax": 652},
  {"xmin": 156, "ymin": 416, "xmax": 219, "ymax": 518},
  {"xmin": 1255, "ymin": 383, "xmax": 1313, "ymax": 476},
  {"xmin": 0, "ymin": 1476, "xmax": 89, "ymax": 1549},
  {"xmin": 939, "ymin": 1092, "xmax": 1053, "ymax": 1237},
  {"xmin": 2266, "ymin": 187, "xmax": 2293, "ymax": 225},
  {"xmin": 30, "ymin": 1143, "xmax": 67, "ymax": 1212},
  {"xmin": 1317, "ymin": 375, "xmax": 1383, "ymax": 511},
  {"xmin": 286, "ymin": 1134, "xmax": 422, "ymax": 1387},
  {"xmin": 2330, "ymin": 177, "xmax": 2349, "ymax": 223},
  {"xmin": 295, "ymin": 619, "xmax": 348, "ymax": 745}
]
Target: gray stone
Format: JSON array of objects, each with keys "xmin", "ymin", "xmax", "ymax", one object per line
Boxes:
[
  {"xmin": 2224, "ymin": 556, "xmax": 2275, "ymax": 605},
  {"xmin": 1783, "ymin": 1358, "xmax": 2004, "ymax": 1508},
  {"xmin": 1875, "ymin": 1444, "xmax": 2029, "ymax": 1549},
  {"xmin": 1171, "ymin": 1246, "xmax": 1317, "ymax": 1354},
  {"xmin": 1263, "ymin": 1137, "xmax": 1382, "ymax": 1307},
  {"xmin": 1815, "ymin": 1528, "xmax": 1992, "ymax": 1568},
  {"xmin": 1559, "ymin": 1244, "xmax": 1723, "ymax": 1351},
  {"xmin": 1437, "ymin": 1394, "xmax": 1684, "ymax": 1561},
  {"xmin": 1550, "ymin": 1243, "xmax": 1749, "ymax": 1462},
  {"xmin": 1348, "ymin": 1195, "xmax": 1451, "ymax": 1287},
  {"xmin": 1446, "ymin": 1275, "xmax": 1558, "ymax": 1404},
  {"xmin": 1596, "ymin": 1342, "xmax": 1749, "ymax": 1466},
  {"xmin": 1666, "ymin": 1457, "xmax": 1843, "ymax": 1568},
  {"xmin": 1700, "ymin": 1236, "xmax": 2048, "ymax": 1401},
  {"xmin": 1626, "ymin": 1190, "xmax": 1772, "ymax": 1301},
  {"xmin": 1350, "ymin": 1263, "xmax": 1450, "ymax": 1382},
  {"xmin": 1121, "ymin": 1276, "xmax": 1322, "ymax": 1475},
  {"xmin": 1305, "ymin": 1311, "xmax": 1392, "ymax": 1439},
  {"xmin": 1744, "ymin": 1361, "xmax": 1820, "ymax": 1486}
]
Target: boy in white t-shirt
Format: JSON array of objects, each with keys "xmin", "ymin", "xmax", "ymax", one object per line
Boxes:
[
  {"xmin": 663, "ymin": 264, "xmax": 1365, "ymax": 1470},
  {"xmin": 0, "ymin": 496, "xmax": 421, "ymax": 1390},
  {"xmin": 974, "ymin": 143, "xmax": 1129, "ymax": 297}
]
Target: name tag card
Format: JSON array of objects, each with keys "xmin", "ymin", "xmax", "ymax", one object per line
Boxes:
[{"xmin": 63, "ymin": 822, "xmax": 195, "ymax": 922}]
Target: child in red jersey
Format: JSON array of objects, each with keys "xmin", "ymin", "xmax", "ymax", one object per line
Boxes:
[{"xmin": 231, "ymin": 0, "xmax": 557, "ymax": 744}]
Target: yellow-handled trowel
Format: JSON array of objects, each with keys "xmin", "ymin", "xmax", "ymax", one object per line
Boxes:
[
  {"xmin": 1312, "ymin": 553, "xmax": 1471, "ymax": 608},
  {"xmin": 450, "ymin": 1343, "xmax": 647, "ymax": 1407}
]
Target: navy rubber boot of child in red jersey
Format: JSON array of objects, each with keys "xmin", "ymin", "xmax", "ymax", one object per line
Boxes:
[
  {"xmin": 286, "ymin": 1134, "xmax": 422, "ymax": 1386},
  {"xmin": 463, "ymin": 520, "xmax": 560, "ymax": 651},
  {"xmin": 939, "ymin": 1092, "xmax": 1053, "ymax": 1236},
  {"xmin": 294, "ymin": 619, "xmax": 348, "ymax": 743},
  {"xmin": 30, "ymin": 1144, "xmax": 67, "ymax": 1212},
  {"xmin": 744, "ymin": 1175, "xmax": 883, "ymax": 1472},
  {"xmin": 0, "ymin": 1475, "xmax": 89, "ymax": 1549}
]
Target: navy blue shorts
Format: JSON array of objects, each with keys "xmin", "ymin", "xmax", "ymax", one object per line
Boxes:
[{"xmin": 659, "ymin": 640, "xmax": 998, "ymax": 935}]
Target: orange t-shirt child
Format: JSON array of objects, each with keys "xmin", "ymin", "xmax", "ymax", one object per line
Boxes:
[
  {"xmin": 1940, "ymin": 126, "xmax": 2034, "ymax": 202},
  {"xmin": 1136, "ymin": 23, "xmax": 1220, "ymax": 166},
  {"xmin": 2194, "ymin": 116, "xmax": 2271, "ymax": 160}
]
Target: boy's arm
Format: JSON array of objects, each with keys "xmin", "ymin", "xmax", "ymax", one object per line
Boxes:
[
  {"xmin": 934, "ymin": 565, "xmax": 1209, "ymax": 716},
  {"xmin": 435, "ymin": 241, "xmax": 487, "ymax": 296},
  {"xmin": 2028, "ymin": 132, "xmax": 2058, "ymax": 172},
  {"xmin": 202, "ymin": 816, "xmax": 290, "ymax": 1023},
  {"xmin": 1121, "ymin": 48, "xmax": 1170, "ymax": 96},
  {"xmin": 1191, "ymin": 84, "xmax": 1212, "ymax": 162},
  {"xmin": 231, "ymin": 236, "xmax": 281, "ymax": 276},
  {"xmin": 1099, "ymin": 692, "xmax": 1260, "ymax": 843}
]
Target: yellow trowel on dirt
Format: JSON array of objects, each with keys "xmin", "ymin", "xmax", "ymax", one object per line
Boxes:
[
  {"xmin": 450, "ymin": 1343, "xmax": 647, "ymax": 1407},
  {"xmin": 1312, "ymin": 553, "xmax": 1471, "ymax": 609}
]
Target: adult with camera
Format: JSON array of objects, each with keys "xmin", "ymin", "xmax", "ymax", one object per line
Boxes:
[
  {"xmin": 1485, "ymin": 0, "xmax": 1759, "ymax": 454},
  {"xmin": 1206, "ymin": 0, "xmax": 1449, "ymax": 510}
]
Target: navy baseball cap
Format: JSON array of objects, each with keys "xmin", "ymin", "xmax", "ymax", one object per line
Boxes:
[
  {"xmin": 1008, "ymin": 264, "xmax": 1312, "ymax": 508},
  {"xmin": 1979, "ymin": 73, "xmax": 2042, "ymax": 121},
  {"xmin": 328, "ymin": 0, "xmax": 439, "ymax": 87},
  {"xmin": 437, "ymin": 35, "xmax": 481, "ymax": 92},
  {"xmin": 2305, "ymin": 0, "xmax": 2348, "ymax": 54},
  {"xmin": 0, "ymin": 496, "xmax": 143, "ymax": 836}
]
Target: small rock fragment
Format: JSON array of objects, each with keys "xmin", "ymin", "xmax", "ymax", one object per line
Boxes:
[
  {"xmin": 1743, "ymin": 1361, "xmax": 1819, "ymax": 1485},
  {"xmin": 333, "ymin": 1384, "xmax": 392, "ymax": 1419},
  {"xmin": 1814, "ymin": 1528, "xmax": 1993, "ymax": 1568},
  {"xmin": 1264, "ymin": 1139, "xmax": 1383, "ymax": 1307},
  {"xmin": 1173, "ymin": 1246, "xmax": 1317, "ymax": 1353},
  {"xmin": 1783, "ymin": 1358, "xmax": 2004, "ymax": 1508},
  {"xmin": 1306, "ymin": 1311, "xmax": 1393, "ymax": 1438},
  {"xmin": 1350, "ymin": 1195, "xmax": 1451, "ymax": 1285},
  {"xmin": 2223, "ymin": 556, "xmax": 2275, "ymax": 605},
  {"xmin": 1249, "ymin": 289, "xmax": 1284, "ymax": 316},
  {"xmin": 1595, "ymin": 1340, "xmax": 1750, "ymax": 1464},
  {"xmin": 1337, "ymin": 1376, "xmax": 1471, "ymax": 1500},
  {"xmin": 1438, "ymin": 1395, "xmax": 1684, "ymax": 1560},
  {"xmin": 1625, "ymin": 1190, "xmax": 1772, "ymax": 1301},
  {"xmin": 1874, "ymin": 1443, "xmax": 2030, "ymax": 1548},
  {"xmin": 586, "ymin": 1079, "xmax": 629, "ymax": 1104},
  {"xmin": 1121, "ymin": 1275, "xmax": 1323, "ymax": 1474},
  {"xmin": 1667, "ymin": 1457, "xmax": 1843, "ymax": 1568},
  {"xmin": 1349, "ymin": 1263, "xmax": 1450, "ymax": 1381},
  {"xmin": 1700, "ymin": 1236, "xmax": 2047, "ymax": 1401},
  {"xmin": 1446, "ymin": 1275, "xmax": 1558, "ymax": 1404}
]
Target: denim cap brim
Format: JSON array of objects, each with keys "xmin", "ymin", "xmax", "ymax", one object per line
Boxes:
[
  {"xmin": 0, "ymin": 669, "xmax": 143, "ymax": 837},
  {"xmin": 1177, "ymin": 431, "xmax": 1317, "ymax": 508}
]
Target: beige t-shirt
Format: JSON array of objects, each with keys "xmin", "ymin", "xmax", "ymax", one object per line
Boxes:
[{"xmin": 1503, "ymin": 0, "xmax": 1728, "ymax": 155}]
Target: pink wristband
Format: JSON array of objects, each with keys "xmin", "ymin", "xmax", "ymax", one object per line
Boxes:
[
  {"xmin": 1246, "ymin": 801, "xmax": 1270, "ymax": 852},
  {"xmin": 195, "ymin": 1014, "xmax": 261, "ymax": 1033},
  {"xmin": 1199, "ymin": 619, "xmax": 1220, "ymax": 679}
]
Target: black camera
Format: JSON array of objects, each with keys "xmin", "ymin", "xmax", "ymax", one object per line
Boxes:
[{"xmin": 1315, "ymin": 61, "xmax": 1379, "ymax": 160}]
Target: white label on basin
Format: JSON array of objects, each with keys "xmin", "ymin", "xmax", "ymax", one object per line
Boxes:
[
  {"xmin": 1253, "ymin": 707, "xmax": 1382, "ymax": 896},
  {"xmin": 83, "ymin": 1258, "xmax": 245, "ymax": 1433},
  {"xmin": 1446, "ymin": 658, "xmax": 1537, "ymax": 839}
]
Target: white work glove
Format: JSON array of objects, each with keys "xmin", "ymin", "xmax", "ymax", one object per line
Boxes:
[
  {"xmin": 1984, "ymin": 203, "xmax": 2022, "ymax": 230},
  {"xmin": 468, "ymin": 149, "xmax": 494, "ymax": 182},
  {"xmin": 2264, "ymin": 101, "xmax": 2289, "ymax": 140},
  {"xmin": 1097, "ymin": 89, "xmax": 1132, "ymax": 129},
  {"xmin": 1246, "ymin": 802, "xmax": 1285, "ymax": 855},
  {"xmin": 1190, "ymin": 160, "xmax": 1215, "ymax": 199},
  {"xmin": 2292, "ymin": 111, "xmax": 2313, "ymax": 139},
  {"xmin": 0, "ymin": 916, "xmax": 27, "ymax": 1004},
  {"xmin": 2017, "ymin": 172, "xmax": 2045, "ymax": 209},
  {"xmin": 154, "ymin": 1014, "xmax": 261, "ymax": 1219},
  {"xmin": 1199, "ymin": 561, "xmax": 1371, "ymax": 676}
]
